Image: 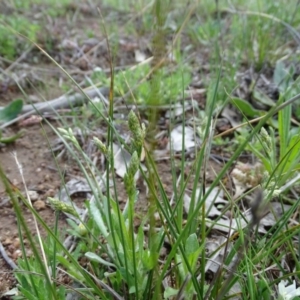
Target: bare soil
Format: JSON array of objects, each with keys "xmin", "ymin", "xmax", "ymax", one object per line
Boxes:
[{"xmin": 0, "ymin": 123, "xmax": 64, "ymax": 293}]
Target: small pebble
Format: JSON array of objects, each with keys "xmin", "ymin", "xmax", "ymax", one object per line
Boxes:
[
  {"xmin": 27, "ymin": 190, "xmax": 39, "ymax": 201},
  {"xmin": 3, "ymin": 238, "xmax": 12, "ymax": 246},
  {"xmin": 12, "ymin": 250, "xmax": 22, "ymax": 260},
  {"xmin": 37, "ymin": 184, "xmax": 44, "ymax": 190},
  {"xmin": 13, "ymin": 238, "xmax": 20, "ymax": 248},
  {"xmin": 33, "ymin": 200, "xmax": 46, "ymax": 211},
  {"xmin": 45, "ymin": 189, "xmax": 55, "ymax": 197}
]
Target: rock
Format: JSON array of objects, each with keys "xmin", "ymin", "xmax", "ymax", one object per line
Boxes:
[
  {"xmin": 27, "ymin": 190, "xmax": 39, "ymax": 201},
  {"xmin": 33, "ymin": 200, "xmax": 46, "ymax": 211}
]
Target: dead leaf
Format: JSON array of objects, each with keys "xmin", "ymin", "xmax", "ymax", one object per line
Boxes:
[
  {"xmin": 56, "ymin": 176, "xmax": 107, "ymax": 222},
  {"xmin": 134, "ymin": 49, "xmax": 147, "ymax": 62},
  {"xmin": 183, "ymin": 187, "xmax": 227, "ymax": 217},
  {"xmin": 168, "ymin": 126, "xmax": 198, "ymax": 152},
  {"xmin": 221, "ymin": 106, "xmax": 241, "ymax": 129},
  {"xmin": 165, "ymin": 100, "xmax": 197, "ymax": 118},
  {"xmin": 205, "ymin": 236, "xmax": 233, "ymax": 273},
  {"xmin": 113, "ymin": 143, "xmax": 141, "ymax": 180}
]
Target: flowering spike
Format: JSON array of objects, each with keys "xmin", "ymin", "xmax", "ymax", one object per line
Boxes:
[
  {"xmin": 128, "ymin": 110, "xmax": 145, "ymax": 149},
  {"xmin": 93, "ymin": 137, "xmax": 108, "ymax": 155},
  {"xmin": 260, "ymin": 127, "xmax": 272, "ymax": 152},
  {"xmin": 48, "ymin": 197, "xmax": 79, "ymax": 218}
]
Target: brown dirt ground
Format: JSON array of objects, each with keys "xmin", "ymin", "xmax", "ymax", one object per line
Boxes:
[{"xmin": 0, "ymin": 123, "xmax": 64, "ymax": 293}]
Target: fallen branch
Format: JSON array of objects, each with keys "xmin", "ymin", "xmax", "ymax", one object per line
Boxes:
[
  {"xmin": 0, "ymin": 86, "xmax": 109, "ymax": 129},
  {"xmin": 0, "ymin": 240, "xmax": 17, "ymax": 270}
]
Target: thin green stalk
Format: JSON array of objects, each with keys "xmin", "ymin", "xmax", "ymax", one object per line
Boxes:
[
  {"xmin": 144, "ymin": 152, "xmax": 202, "ymax": 297},
  {"xmin": 127, "ymin": 182, "xmax": 139, "ymax": 297},
  {"xmin": 101, "ymin": 9, "xmax": 133, "ymax": 296},
  {"xmin": 52, "ymin": 210, "xmax": 60, "ymax": 288},
  {"xmin": 177, "ymin": 75, "xmax": 187, "ymax": 233},
  {"xmin": 6, "ymin": 179, "xmax": 108, "ymax": 298},
  {"xmin": 156, "ymin": 90, "xmax": 287, "ymax": 297},
  {"xmin": 16, "ymin": 207, "xmax": 41, "ymax": 298},
  {"xmin": 0, "ymin": 168, "xmax": 57, "ymax": 299},
  {"xmin": 255, "ymin": 227, "xmax": 300, "ymax": 267}
]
